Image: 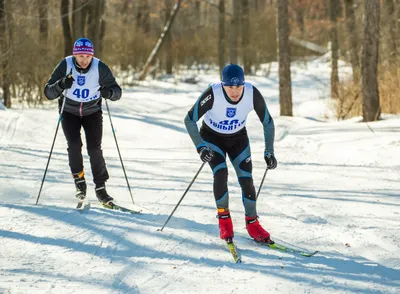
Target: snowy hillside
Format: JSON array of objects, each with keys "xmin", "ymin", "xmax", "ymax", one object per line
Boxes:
[{"xmin": 0, "ymin": 60, "xmax": 399, "ymax": 294}]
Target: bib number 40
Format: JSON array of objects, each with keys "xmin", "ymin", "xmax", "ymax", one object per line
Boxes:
[{"xmin": 73, "ymin": 88, "xmax": 89, "ymax": 99}]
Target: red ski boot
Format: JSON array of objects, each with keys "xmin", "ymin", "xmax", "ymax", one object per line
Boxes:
[
  {"xmin": 217, "ymin": 209, "xmax": 234, "ymax": 240},
  {"xmin": 245, "ymin": 215, "xmax": 273, "ymax": 243}
]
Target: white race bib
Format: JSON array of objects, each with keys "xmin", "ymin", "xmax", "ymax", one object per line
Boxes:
[
  {"xmin": 64, "ymin": 56, "xmax": 101, "ymax": 103},
  {"xmin": 204, "ymin": 82, "xmax": 254, "ymax": 134}
]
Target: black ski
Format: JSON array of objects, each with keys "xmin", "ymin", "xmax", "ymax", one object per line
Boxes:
[{"xmin": 76, "ymin": 200, "xmax": 90, "ymax": 212}]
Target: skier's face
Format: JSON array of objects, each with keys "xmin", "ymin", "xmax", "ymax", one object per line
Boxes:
[
  {"xmin": 74, "ymin": 54, "xmax": 93, "ymax": 69},
  {"xmin": 223, "ymin": 85, "xmax": 244, "ymax": 102}
]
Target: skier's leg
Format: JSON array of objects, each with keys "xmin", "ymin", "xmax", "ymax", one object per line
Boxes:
[
  {"xmin": 228, "ymin": 138, "xmax": 257, "ymax": 217},
  {"xmin": 61, "ymin": 111, "xmax": 84, "ymax": 175},
  {"xmin": 82, "ymin": 110, "xmax": 109, "ymax": 187},
  {"xmin": 228, "ymin": 135, "xmax": 271, "ymax": 242},
  {"xmin": 82, "ymin": 110, "xmax": 113, "ymax": 203},
  {"xmin": 201, "ymin": 134, "xmax": 234, "ymax": 239}
]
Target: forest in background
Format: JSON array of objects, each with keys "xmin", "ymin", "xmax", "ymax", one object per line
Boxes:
[{"xmin": 0, "ymin": 0, "xmax": 398, "ymax": 121}]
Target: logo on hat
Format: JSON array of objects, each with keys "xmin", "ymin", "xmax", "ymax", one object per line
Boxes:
[
  {"xmin": 230, "ymin": 77, "xmax": 240, "ymax": 86},
  {"xmin": 226, "ymin": 107, "xmax": 236, "ymax": 118}
]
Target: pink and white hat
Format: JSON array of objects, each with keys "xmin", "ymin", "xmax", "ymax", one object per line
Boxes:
[{"xmin": 73, "ymin": 38, "xmax": 94, "ymax": 56}]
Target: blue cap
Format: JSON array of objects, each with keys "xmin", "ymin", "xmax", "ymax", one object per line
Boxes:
[
  {"xmin": 73, "ymin": 38, "xmax": 94, "ymax": 56},
  {"xmin": 221, "ymin": 64, "xmax": 245, "ymax": 86}
]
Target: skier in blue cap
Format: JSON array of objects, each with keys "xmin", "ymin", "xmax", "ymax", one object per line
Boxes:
[{"xmin": 184, "ymin": 64, "xmax": 277, "ymax": 243}]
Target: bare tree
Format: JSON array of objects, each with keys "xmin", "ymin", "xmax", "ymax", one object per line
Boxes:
[
  {"xmin": 230, "ymin": 0, "xmax": 239, "ymax": 64},
  {"xmin": 277, "ymin": 0, "xmax": 292, "ymax": 116},
  {"xmin": 87, "ymin": 0, "xmax": 106, "ymax": 58},
  {"xmin": 219, "ymin": 0, "xmax": 226, "ymax": 75},
  {"xmin": 38, "ymin": 0, "xmax": 48, "ymax": 44},
  {"xmin": 72, "ymin": 0, "xmax": 88, "ymax": 40},
  {"xmin": 241, "ymin": 0, "xmax": 250, "ymax": 74},
  {"xmin": 344, "ymin": 0, "xmax": 360, "ymax": 82},
  {"xmin": 382, "ymin": 0, "xmax": 396, "ymax": 66},
  {"xmin": 139, "ymin": 0, "xmax": 181, "ymax": 81},
  {"xmin": 294, "ymin": 0, "xmax": 305, "ymax": 36},
  {"xmin": 362, "ymin": 0, "xmax": 380, "ymax": 122},
  {"xmin": 329, "ymin": 0, "xmax": 339, "ymax": 99},
  {"xmin": 0, "ymin": 0, "xmax": 10, "ymax": 108},
  {"xmin": 164, "ymin": 0, "xmax": 174, "ymax": 74},
  {"xmin": 61, "ymin": 0, "xmax": 73, "ymax": 56},
  {"xmin": 136, "ymin": 0, "xmax": 150, "ymax": 34}
]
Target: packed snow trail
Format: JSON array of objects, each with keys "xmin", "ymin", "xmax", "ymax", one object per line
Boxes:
[{"xmin": 1, "ymin": 63, "xmax": 399, "ymax": 293}]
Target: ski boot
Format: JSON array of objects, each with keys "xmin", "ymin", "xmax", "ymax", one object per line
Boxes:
[
  {"xmin": 73, "ymin": 171, "xmax": 87, "ymax": 201},
  {"xmin": 95, "ymin": 185, "xmax": 114, "ymax": 205},
  {"xmin": 217, "ymin": 209, "xmax": 234, "ymax": 240},
  {"xmin": 245, "ymin": 215, "xmax": 273, "ymax": 244}
]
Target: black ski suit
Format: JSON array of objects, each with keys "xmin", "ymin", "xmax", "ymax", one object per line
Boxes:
[{"xmin": 44, "ymin": 56, "xmax": 121, "ymax": 186}]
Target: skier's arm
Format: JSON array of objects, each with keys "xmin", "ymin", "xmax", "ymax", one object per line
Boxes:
[
  {"xmin": 253, "ymin": 86, "xmax": 275, "ymax": 155},
  {"xmin": 184, "ymin": 87, "xmax": 214, "ymax": 149},
  {"xmin": 44, "ymin": 59, "xmax": 67, "ymax": 100},
  {"xmin": 99, "ymin": 61, "xmax": 122, "ymax": 101}
]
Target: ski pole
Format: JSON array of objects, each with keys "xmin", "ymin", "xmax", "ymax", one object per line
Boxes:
[
  {"xmin": 159, "ymin": 162, "xmax": 206, "ymax": 231},
  {"xmin": 105, "ymin": 99, "xmax": 135, "ymax": 205},
  {"xmin": 256, "ymin": 168, "xmax": 268, "ymax": 200},
  {"xmin": 36, "ymin": 73, "xmax": 71, "ymax": 205}
]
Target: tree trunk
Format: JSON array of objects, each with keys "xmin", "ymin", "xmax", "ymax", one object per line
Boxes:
[
  {"xmin": 136, "ymin": 0, "xmax": 150, "ymax": 34},
  {"xmin": 87, "ymin": 0, "xmax": 105, "ymax": 58},
  {"xmin": 165, "ymin": 0, "xmax": 174, "ymax": 74},
  {"xmin": 229, "ymin": 0, "xmax": 239, "ymax": 64},
  {"xmin": 0, "ymin": 0, "xmax": 10, "ymax": 108},
  {"xmin": 294, "ymin": 0, "xmax": 305, "ymax": 36},
  {"xmin": 218, "ymin": 0, "xmax": 225, "ymax": 76},
  {"xmin": 362, "ymin": 0, "xmax": 380, "ymax": 122},
  {"xmin": 382, "ymin": 0, "xmax": 396, "ymax": 66},
  {"xmin": 38, "ymin": 0, "xmax": 49, "ymax": 44},
  {"xmin": 241, "ymin": 0, "xmax": 250, "ymax": 74},
  {"xmin": 37, "ymin": 0, "xmax": 49, "ymax": 101},
  {"xmin": 329, "ymin": 0, "xmax": 339, "ymax": 99},
  {"xmin": 138, "ymin": 0, "xmax": 181, "ymax": 81},
  {"xmin": 72, "ymin": 0, "xmax": 87, "ymax": 40},
  {"xmin": 344, "ymin": 0, "xmax": 360, "ymax": 82},
  {"xmin": 277, "ymin": 0, "xmax": 292, "ymax": 116},
  {"xmin": 61, "ymin": 0, "xmax": 73, "ymax": 56}
]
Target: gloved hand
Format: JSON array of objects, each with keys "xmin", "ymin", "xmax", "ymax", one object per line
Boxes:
[
  {"xmin": 58, "ymin": 72, "xmax": 75, "ymax": 89},
  {"xmin": 101, "ymin": 87, "xmax": 112, "ymax": 99},
  {"xmin": 198, "ymin": 146, "xmax": 215, "ymax": 162},
  {"xmin": 264, "ymin": 153, "xmax": 277, "ymax": 169}
]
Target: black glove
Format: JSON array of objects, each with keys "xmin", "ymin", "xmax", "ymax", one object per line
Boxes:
[
  {"xmin": 58, "ymin": 71, "xmax": 75, "ymax": 89},
  {"xmin": 101, "ymin": 87, "xmax": 112, "ymax": 99},
  {"xmin": 198, "ymin": 147, "xmax": 215, "ymax": 162},
  {"xmin": 264, "ymin": 153, "xmax": 277, "ymax": 169}
]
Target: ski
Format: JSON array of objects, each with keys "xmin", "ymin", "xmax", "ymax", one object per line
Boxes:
[
  {"xmin": 76, "ymin": 200, "xmax": 90, "ymax": 212},
  {"xmin": 257, "ymin": 240, "xmax": 318, "ymax": 257},
  {"xmin": 226, "ymin": 238, "xmax": 241, "ymax": 263},
  {"xmin": 102, "ymin": 202, "xmax": 141, "ymax": 214}
]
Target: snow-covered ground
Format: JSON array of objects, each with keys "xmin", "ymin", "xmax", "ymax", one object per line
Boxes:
[{"xmin": 0, "ymin": 59, "xmax": 399, "ymax": 294}]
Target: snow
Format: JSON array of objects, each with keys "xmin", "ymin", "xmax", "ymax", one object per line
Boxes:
[{"xmin": 0, "ymin": 59, "xmax": 399, "ymax": 294}]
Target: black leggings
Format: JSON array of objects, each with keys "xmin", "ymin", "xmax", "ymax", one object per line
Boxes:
[
  {"xmin": 61, "ymin": 110, "xmax": 109, "ymax": 185},
  {"xmin": 200, "ymin": 127, "xmax": 257, "ymax": 217}
]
